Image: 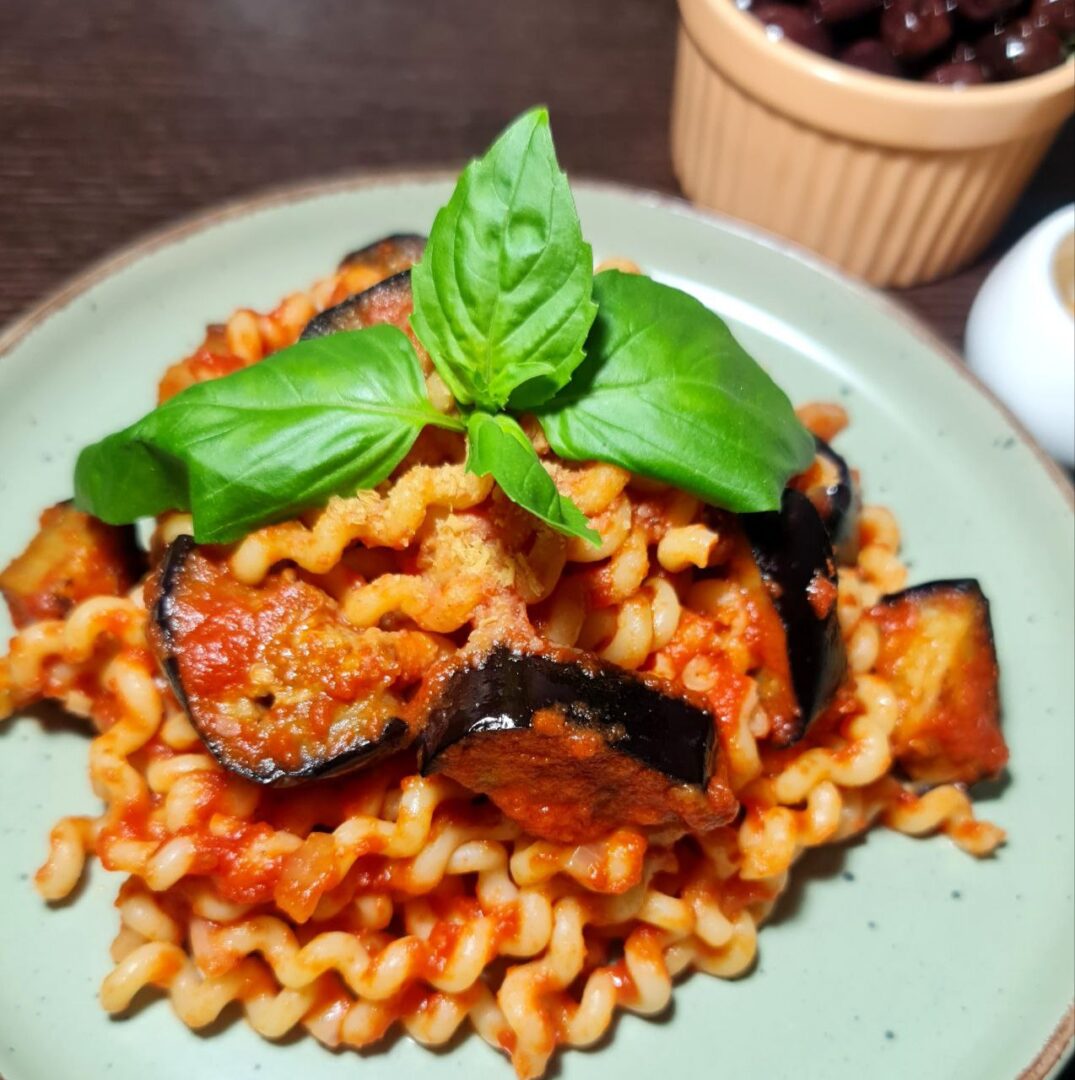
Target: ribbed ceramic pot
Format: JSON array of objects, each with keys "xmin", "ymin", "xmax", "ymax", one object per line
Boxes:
[{"xmin": 672, "ymin": 0, "xmax": 1075, "ymax": 287}]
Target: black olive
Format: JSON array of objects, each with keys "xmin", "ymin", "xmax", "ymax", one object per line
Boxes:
[
  {"xmin": 976, "ymin": 16, "xmax": 1063, "ymax": 78},
  {"xmin": 954, "ymin": 0, "xmax": 1008, "ymax": 22},
  {"xmin": 924, "ymin": 58, "xmax": 990, "ymax": 80},
  {"xmin": 881, "ymin": 0, "xmax": 954, "ymax": 58},
  {"xmin": 812, "ymin": 0, "xmax": 882, "ymax": 24},
  {"xmin": 1031, "ymin": 0, "xmax": 1075, "ymax": 35},
  {"xmin": 839, "ymin": 37, "xmax": 905, "ymax": 74},
  {"xmin": 750, "ymin": 2, "xmax": 836, "ymax": 53}
]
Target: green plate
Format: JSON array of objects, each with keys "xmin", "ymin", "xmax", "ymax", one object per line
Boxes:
[{"xmin": 0, "ymin": 177, "xmax": 1071, "ymax": 1080}]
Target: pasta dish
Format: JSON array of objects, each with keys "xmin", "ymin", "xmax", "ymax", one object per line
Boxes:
[{"xmin": 0, "ymin": 110, "xmax": 1007, "ymax": 1079}]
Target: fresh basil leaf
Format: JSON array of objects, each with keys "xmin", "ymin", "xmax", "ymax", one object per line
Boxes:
[
  {"xmin": 465, "ymin": 412, "xmax": 600, "ymax": 544},
  {"xmin": 536, "ymin": 271, "xmax": 815, "ymax": 512},
  {"xmin": 410, "ymin": 107, "xmax": 597, "ymax": 411},
  {"xmin": 74, "ymin": 325, "xmax": 463, "ymax": 544}
]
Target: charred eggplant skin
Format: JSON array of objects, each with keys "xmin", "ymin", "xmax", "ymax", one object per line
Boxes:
[
  {"xmin": 418, "ymin": 645, "xmax": 715, "ymax": 786},
  {"xmin": 789, "ymin": 437, "xmax": 859, "ymax": 563},
  {"xmin": 877, "ymin": 579, "xmax": 994, "ymax": 618},
  {"xmin": 250, "ymin": 718, "xmax": 409, "ymax": 785},
  {"xmin": 871, "ymin": 578, "xmax": 1005, "ymax": 785},
  {"xmin": 338, "ymin": 233, "xmax": 426, "ymax": 273},
  {"xmin": 300, "ymin": 270, "xmax": 413, "ymax": 341},
  {"xmin": 151, "ymin": 533, "xmax": 195, "ymax": 714},
  {"xmin": 813, "ymin": 437, "xmax": 859, "ymax": 563},
  {"xmin": 416, "ymin": 644, "xmax": 736, "ymax": 842},
  {"xmin": 150, "ymin": 535, "xmax": 410, "ymax": 786},
  {"xmin": 741, "ymin": 488, "xmax": 846, "ymax": 743},
  {"xmin": 300, "ymin": 232, "xmax": 425, "ymax": 341}
]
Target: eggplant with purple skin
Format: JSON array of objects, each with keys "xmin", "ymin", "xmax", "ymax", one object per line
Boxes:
[
  {"xmin": 415, "ymin": 644, "xmax": 738, "ymax": 844},
  {"xmin": 301, "ymin": 270, "xmax": 415, "ymax": 341},
  {"xmin": 867, "ymin": 579, "xmax": 1006, "ymax": 785},
  {"xmin": 790, "ymin": 436, "xmax": 860, "ymax": 563},
  {"xmin": 741, "ymin": 488, "xmax": 847, "ymax": 746},
  {"xmin": 337, "ymin": 233, "xmax": 426, "ymax": 276},
  {"xmin": 0, "ymin": 501, "xmax": 145, "ymax": 629},
  {"xmin": 147, "ymin": 536, "xmax": 442, "ymax": 785},
  {"xmin": 301, "ymin": 232, "xmax": 425, "ymax": 341}
]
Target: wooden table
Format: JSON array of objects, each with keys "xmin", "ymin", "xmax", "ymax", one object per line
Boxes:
[{"xmin": 2, "ymin": 0, "xmax": 1072, "ymax": 350}]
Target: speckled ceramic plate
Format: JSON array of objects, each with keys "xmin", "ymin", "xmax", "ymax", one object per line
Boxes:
[{"xmin": 0, "ymin": 176, "xmax": 1071, "ymax": 1080}]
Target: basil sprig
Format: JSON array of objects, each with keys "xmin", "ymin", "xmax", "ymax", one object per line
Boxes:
[
  {"xmin": 465, "ymin": 412, "xmax": 600, "ymax": 544},
  {"xmin": 538, "ymin": 271, "xmax": 815, "ymax": 512},
  {"xmin": 411, "ymin": 107, "xmax": 596, "ymax": 412},
  {"xmin": 74, "ymin": 108, "xmax": 814, "ymax": 549},
  {"xmin": 75, "ymin": 326, "xmax": 462, "ymax": 543}
]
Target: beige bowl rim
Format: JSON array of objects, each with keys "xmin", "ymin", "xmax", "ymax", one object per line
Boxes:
[{"xmin": 678, "ymin": 0, "xmax": 1075, "ymax": 149}]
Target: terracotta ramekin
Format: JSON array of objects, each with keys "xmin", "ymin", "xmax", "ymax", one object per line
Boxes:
[{"xmin": 671, "ymin": 0, "xmax": 1075, "ymax": 287}]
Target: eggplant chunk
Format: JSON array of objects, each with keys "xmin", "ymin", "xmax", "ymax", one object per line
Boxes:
[
  {"xmin": 416, "ymin": 645, "xmax": 738, "ymax": 844},
  {"xmin": 867, "ymin": 579, "xmax": 1006, "ymax": 785},
  {"xmin": 147, "ymin": 536, "xmax": 439, "ymax": 785},
  {"xmin": 300, "ymin": 270, "xmax": 413, "ymax": 341},
  {"xmin": 0, "ymin": 502, "xmax": 145, "ymax": 628},
  {"xmin": 790, "ymin": 437, "xmax": 860, "ymax": 563},
  {"xmin": 741, "ymin": 489, "xmax": 846, "ymax": 746},
  {"xmin": 338, "ymin": 233, "xmax": 426, "ymax": 276}
]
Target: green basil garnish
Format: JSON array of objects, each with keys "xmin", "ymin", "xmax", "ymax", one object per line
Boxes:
[
  {"xmin": 411, "ymin": 107, "xmax": 596, "ymax": 411},
  {"xmin": 74, "ymin": 326, "xmax": 462, "ymax": 544},
  {"xmin": 73, "ymin": 108, "xmax": 814, "ymax": 547},
  {"xmin": 537, "ymin": 271, "xmax": 815, "ymax": 512},
  {"xmin": 465, "ymin": 412, "xmax": 599, "ymax": 544}
]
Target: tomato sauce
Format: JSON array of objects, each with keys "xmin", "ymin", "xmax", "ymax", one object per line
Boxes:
[{"xmin": 868, "ymin": 585, "xmax": 1007, "ymax": 784}]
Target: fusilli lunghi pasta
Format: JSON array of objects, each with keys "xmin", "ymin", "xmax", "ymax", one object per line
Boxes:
[{"xmin": 0, "ymin": 263, "xmax": 1007, "ymax": 1080}]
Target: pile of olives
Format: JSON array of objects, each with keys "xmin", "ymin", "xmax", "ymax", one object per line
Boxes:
[{"xmin": 739, "ymin": 0, "xmax": 1073, "ymax": 83}]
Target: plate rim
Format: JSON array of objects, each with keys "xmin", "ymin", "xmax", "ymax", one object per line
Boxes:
[{"xmin": 0, "ymin": 169, "xmax": 1071, "ymax": 1080}]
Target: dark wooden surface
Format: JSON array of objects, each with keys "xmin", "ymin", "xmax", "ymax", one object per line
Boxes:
[{"xmin": 2, "ymin": 0, "xmax": 1072, "ymax": 351}]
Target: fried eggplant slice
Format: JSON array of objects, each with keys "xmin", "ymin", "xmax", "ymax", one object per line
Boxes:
[
  {"xmin": 740, "ymin": 488, "xmax": 847, "ymax": 746},
  {"xmin": 415, "ymin": 644, "xmax": 737, "ymax": 844},
  {"xmin": 300, "ymin": 270, "xmax": 414, "ymax": 341},
  {"xmin": 338, "ymin": 233, "xmax": 426, "ymax": 276},
  {"xmin": 867, "ymin": 579, "xmax": 1005, "ymax": 785},
  {"xmin": 789, "ymin": 436, "xmax": 860, "ymax": 563},
  {"xmin": 0, "ymin": 502, "xmax": 145, "ymax": 628},
  {"xmin": 147, "ymin": 535, "xmax": 440, "ymax": 785}
]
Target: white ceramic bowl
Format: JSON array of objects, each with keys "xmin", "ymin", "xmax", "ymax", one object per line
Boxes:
[{"xmin": 965, "ymin": 205, "xmax": 1075, "ymax": 467}]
